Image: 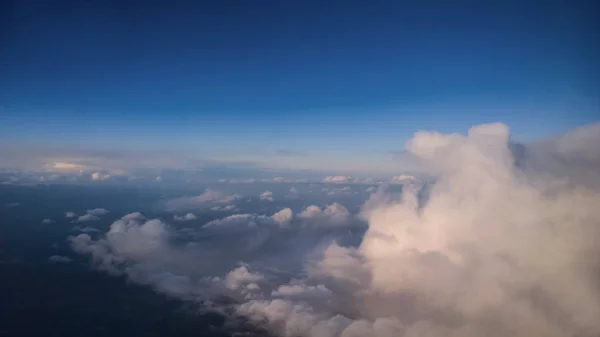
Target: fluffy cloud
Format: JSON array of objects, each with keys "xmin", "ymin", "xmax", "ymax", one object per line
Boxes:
[
  {"xmin": 173, "ymin": 213, "xmax": 197, "ymax": 221},
  {"xmin": 260, "ymin": 190, "xmax": 274, "ymax": 201},
  {"xmin": 65, "ymin": 211, "xmax": 76, "ymax": 218},
  {"xmin": 73, "ymin": 208, "xmax": 108, "ymax": 222},
  {"xmin": 68, "ymin": 123, "xmax": 600, "ymax": 337},
  {"xmin": 297, "ymin": 203, "xmax": 352, "ymax": 227},
  {"xmin": 271, "ymin": 208, "xmax": 293, "ymax": 227},
  {"xmin": 41, "ymin": 218, "xmax": 55, "ymax": 224}
]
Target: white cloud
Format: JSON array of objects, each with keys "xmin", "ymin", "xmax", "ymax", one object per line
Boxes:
[
  {"xmin": 260, "ymin": 190, "xmax": 274, "ymax": 201},
  {"xmin": 41, "ymin": 218, "xmax": 54, "ymax": 225},
  {"xmin": 173, "ymin": 213, "xmax": 197, "ymax": 221},
  {"xmin": 271, "ymin": 208, "xmax": 293, "ymax": 227},
  {"xmin": 298, "ymin": 203, "xmax": 351, "ymax": 227},
  {"xmin": 75, "ymin": 214, "xmax": 100, "ymax": 222},
  {"xmin": 67, "ymin": 123, "xmax": 600, "ymax": 337},
  {"xmin": 210, "ymin": 204, "xmax": 237, "ymax": 212},
  {"xmin": 87, "ymin": 208, "xmax": 109, "ymax": 216},
  {"xmin": 390, "ymin": 174, "xmax": 417, "ymax": 184},
  {"xmin": 224, "ymin": 265, "xmax": 265, "ymax": 291},
  {"xmin": 65, "ymin": 211, "xmax": 76, "ymax": 218},
  {"xmin": 326, "ymin": 186, "xmax": 354, "ymax": 196},
  {"xmin": 163, "ymin": 188, "xmax": 241, "ymax": 211},
  {"xmin": 48, "ymin": 255, "xmax": 72, "ymax": 263},
  {"xmin": 45, "ymin": 162, "xmax": 89, "ymax": 172},
  {"xmin": 322, "ymin": 176, "xmax": 352, "ymax": 183},
  {"xmin": 91, "ymin": 172, "xmax": 111, "ymax": 181}
]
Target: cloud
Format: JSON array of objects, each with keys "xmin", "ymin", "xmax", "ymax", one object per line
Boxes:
[
  {"xmin": 121, "ymin": 212, "xmax": 145, "ymax": 221},
  {"xmin": 68, "ymin": 123, "xmax": 600, "ymax": 337},
  {"xmin": 72, "ymin": 208, "xmax": 109, "ymax": 222},
  {"xmin": 260, "ymin": 191, "xmax": 274, "ymax": 201},
  {"xmin": 322, "ymin": 176, "xmax": 352, "ymax": 183},
  {"xmin": 41, "ymin": 218, "xmax": 54, "ymax": 225},
  {"xmin": 91, "ymin": 172, "xmax": 111, "ymax": 181},
  {"xmin": 46, "ymin": 162, "xmax": 89, "ymax": 171},
  {"xmin": 210, "ymin": 205, "xmax": 237, "ymax": 212},
  {"xmin": 163, "ymin": 189, "xmax": 242, "ymax": 211},
  {"xmin": 390, "ymin": 174, "xmax": 417, "ymax": 184},
  {"xmin": 271, "ymin": 208, "xmax": 293, "ymax": 227},
  {"xmin": 48, "ymin": 255, "xmax": 72, "ymax": 263},
  {"xmin": 65, "ymin": 211, "xmax": 76, "ymax": 218},
  {"xmin": 325, "ymin": 186, "xmax": 354, "ymax": 196},
  {"xmin": 75, "ymin": 214, "xmax": 100, "ymax": 222},
  {"xmin": 173, "ymin": 213, "xmax": 198, "ymax": 221},
  {"xmin": 297, "ymin": 203, "xmax": 352, "ymax": 227}
]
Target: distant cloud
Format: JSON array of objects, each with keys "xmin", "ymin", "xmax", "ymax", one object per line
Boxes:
[
  {"xmin": 210, "ymin": 205, "xmax": 237, "ymax": 212},
  {"xmin": 163, "ymin": 188, "xmax": 241, "ymax": 211},
  {"xmin": 322, "ymin": 175, "xmax": 352, "ymax": 183},
  {"xmin": 41, "ymin": 218, "xmax": 55, "ymax": 225},
  {"xmin": 297, "ymin": 203, "xmax": 351, "ymax": 227},
  {"xmin": 65, "ymin": 212, "xmax": 76, "ymax": 218},
  {"xmin": 325, "ymin": 186, "xmax": 353, "ymax": 196},
  {"xmin": 390, "ymin": 174, "xmax": 417, "ymax": 184},
  {"xmin": 48, "ymin": 255, "xmax": 72, "ymax": 263},
  {"xmin": 91, "ymin": 172, "xmax": 111, "ymax": 181},
  {"xmin": 46, "ymin": 162, "xmax": 89, "ymax": 171},
  {"xmin": 260, "ymin": 190, "xmax": 274, "ymax": 201},
  {"xmin": 75, "ymin": 214, "xmax": 100, "ymax": 222},
  {"xmin": 5, "ymin": 202, "xmax": 20, "ymax": 208},
  {"xmin": 174, "ymin": 213, "xmax": 198, "ymax": 221},
  {"xmin": 86, "ymin": 208, "xmax": 109, "ymax": 216}
]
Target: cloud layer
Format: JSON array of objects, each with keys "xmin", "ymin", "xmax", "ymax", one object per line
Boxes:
[{"xmin": 67, "ymin": 123, "xmax": 600, "ymax": 337}]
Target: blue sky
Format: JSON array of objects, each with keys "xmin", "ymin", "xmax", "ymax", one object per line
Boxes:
[{"xmin": 1, "ymin": 0, "xmax": 598, "ymax": 177}]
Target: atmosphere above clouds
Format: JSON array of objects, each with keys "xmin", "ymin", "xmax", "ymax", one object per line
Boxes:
[{"xmin": 1, "ymin": 0, "xmax": 598, "ymax": 181}]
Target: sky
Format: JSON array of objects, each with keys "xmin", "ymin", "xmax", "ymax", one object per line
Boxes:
[{"xmin": 1, "ymin": 0, "xmax": 598, "ymax": 177}]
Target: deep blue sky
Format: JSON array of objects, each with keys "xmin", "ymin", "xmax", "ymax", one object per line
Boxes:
[{"xmin": 1, "ymin": 0, "xmax": 598, "ymax": 175}]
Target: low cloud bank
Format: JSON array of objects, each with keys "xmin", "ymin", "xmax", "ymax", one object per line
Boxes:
[{"xmin": 69, "ymin": 123, "xmax": 600, "ymax": 337}]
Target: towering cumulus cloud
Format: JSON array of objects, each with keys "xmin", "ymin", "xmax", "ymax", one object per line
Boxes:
[{"xmin": 69, "ymin": 123, "xmax": 600, "ymax": 337}]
